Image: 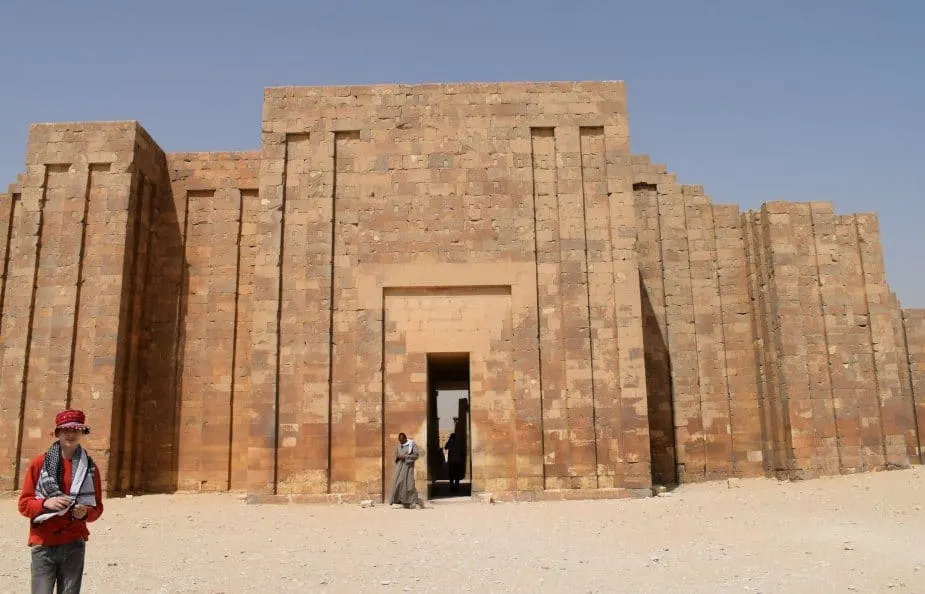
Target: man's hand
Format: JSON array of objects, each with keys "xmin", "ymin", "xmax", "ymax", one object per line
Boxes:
[
  {"xmin": 72, "ymin": 504, "xmax": 88, "ymax": 519},
  {"xmin": 41, "ymin": 495, "xmax": 72, "ymax": 511}
]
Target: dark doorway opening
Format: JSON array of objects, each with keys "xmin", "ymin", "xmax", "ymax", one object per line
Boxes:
[{"xmin": 426, "ymin": 353, "xmax": 471, "ymax": 498}]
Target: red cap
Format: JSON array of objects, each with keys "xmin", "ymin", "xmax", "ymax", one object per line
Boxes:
[{"xmin": 55, "ymin": 409, "xmax": 89, "ymax": 431}]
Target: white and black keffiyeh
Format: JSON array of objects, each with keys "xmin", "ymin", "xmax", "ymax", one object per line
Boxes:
[{"xmin": 33, "ymin": 441, "xmax": 97, "ymax": 524}]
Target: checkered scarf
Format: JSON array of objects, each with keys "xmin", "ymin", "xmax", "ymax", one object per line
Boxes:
[{"xmin": 33, "ymin": 441, "xmax": 97, "ymax": 524}]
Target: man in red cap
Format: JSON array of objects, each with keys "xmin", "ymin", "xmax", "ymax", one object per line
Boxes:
[{"xmin": 18, "ymin": 409, "xmax": 104, "ymax": 594}]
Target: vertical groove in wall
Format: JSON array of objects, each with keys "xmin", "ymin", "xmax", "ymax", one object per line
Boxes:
[
  {"xmin": 555, "ymin": 136, "xmax": 568, "ymax": 475},
  {"xmin": 228, "ymin": 188, "xmax": 245, "ymax": 490},
  {"xmin": 380, "ymin": 295, "xmax": 386, "ymax": 500},
  {"xmin": 756, "ymin": 211, "xmax": 780, "ymax": 473},
  {"xmin": 12, "ymin": 166, "xmax": 51, "ymax": 486},
  {"xmin": 892, "ymin": 306, "xmax": 922, "ymax": 464},
  {"xmin": 327, "ymin": 134, "xmax": 337, "ymax": 493},
  {"xmin": 165, "ymin": 181, "xmax": 187, "ymax": 491},
  {"xmin": 275, "ymin": 141, "xmax": 290, "ymax": 495},
  {"xmin": 895, "ymin": 305, "xmax": 921, "ymax": 465},
  {"xmin": 794, "ymin": 206, "xmax": 818, "ymax": 476},
  {"xmin": 0, "ymin": 193, "xmax": 19, "ymax": 334},
  {"xmin": 0, "ymin": 189, "xmax": 18, "ymax": 489},
  {"xmin": 577, "ymin": 127, "xmax": 600, "ymax": 488},
  {"xmin": 741, "ymin": 213, "xmax": 771, "ymax": 471},
  {"xmin": 757, "ymin": 213, "xmax": 779, "ymax": 472},
  {"xmin": 901, "ymin": 311, "xmax": 924, "ymax": 462},
  {"xmin": 809, "ymin": 205, "xmax": 843, "ymax": 472},
  {"xmin": 171, "ymin": 186, "xmax": 192, "ymax": 486},
  {"xmin": 554, "ymin": 133, "xmax": 568, "ymax": 484},
  {"xmin": 891, "ymin": 297, "xmax": 918, "ymax": 463},
  {"xmin": 132, "ymin": 175, "xmax": 173, "ymax": 492},
  {"xmin": 529, "ymin": 128, "xmax": 547, "ymax": 486},
  {"xmin": 128, "ymin": 179, "xmax": 157, "ymax": 490},
  {"xmin": 759, "ymin": 210, "xmax": 793, "ymax": 472},
  {"xmin": 112, "ymin": 173, "xmax": 146, "ymax": 491},
  {"xmin": 709, "ymin": 204, "xmax": 732, "ymax": 478},
  {"xmin": 126, "ymin": 178, "xmax": 153, "ymax": 490},
  {"xmin": 551, "ymin": 130, "xmax": 566, "ymax": 485},
  {"xmin": 740, "ymin": 215, "xmax": 759, "ymax": 438},
  {"xmin": 110, "ymin": 171, "xmax": 138, "ymax": 490},
  {"xmin": 755, "ymin": 210, "xmax": 781, "ymax": 472}
]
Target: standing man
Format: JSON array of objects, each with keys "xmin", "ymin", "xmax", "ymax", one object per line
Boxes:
[
  {"xmin": 18, "ymin": 409, "xmax": 104, "ymax": 594},
  {"xmin": 389, "ymin": 432, "xmax": 424, "ymax": 508},
  {"xmin": 443, "ymin": 432, "xmax": 464, "ymax": 493}
]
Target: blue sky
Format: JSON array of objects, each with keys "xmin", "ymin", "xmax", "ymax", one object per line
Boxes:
[{"xmin": 1, "ymin": 0, "xmax": 923, "ymax": 303}]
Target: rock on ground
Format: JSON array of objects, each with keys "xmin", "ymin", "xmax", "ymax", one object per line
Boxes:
[{"xmin": 1, "ymin": 467, "xmax": 923, "ymax": 593}]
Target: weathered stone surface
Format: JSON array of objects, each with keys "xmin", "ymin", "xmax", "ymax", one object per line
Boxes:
[{"xmin": 0, "ymin": 81, "xmax": 921, "ymax": 501}]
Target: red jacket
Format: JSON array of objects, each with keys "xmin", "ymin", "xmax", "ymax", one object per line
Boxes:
[{"xmin": 18, "ymin": 452, "xmax": 104, "ymax": 546}]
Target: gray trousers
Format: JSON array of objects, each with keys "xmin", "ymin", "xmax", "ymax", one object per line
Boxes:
[{"xmin": 30, "ymin": 540, "xmax": 86, "ymax": 594}]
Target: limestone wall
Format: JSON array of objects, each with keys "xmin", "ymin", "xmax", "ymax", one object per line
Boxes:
[
  {"xmin": 631, "ymin": 156, "xmax": 764, "ymax": 484},
  {"xmin": 161, "ymin": 152, "xmax": 259, "ymax": 493},
  {"xmin": 745, "ymin": 204, "xmax": 920, "ymax": 476},
  {"xmin": 0, "ymin": 81, "xmax": 922, "ymax": 500},
  {"xmin": 632, "ymin": 151, "xmax": 922, "ymax": 484},
  {"xmin": 251, "ymin": 82, "xmax": 649, "ymax": 499}
]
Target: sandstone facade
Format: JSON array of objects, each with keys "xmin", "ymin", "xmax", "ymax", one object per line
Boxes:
[{"xmin": 0, "ymin": 81, "xmax": 922, "ymax": 502}]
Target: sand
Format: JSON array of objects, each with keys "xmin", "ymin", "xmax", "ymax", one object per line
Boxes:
[{"xmin": 2, "ymin": 466, "xmax": 923, "ymax": 593}]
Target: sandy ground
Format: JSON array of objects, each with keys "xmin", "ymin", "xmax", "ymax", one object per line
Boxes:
[{"xmin": 2, "ymin": 468, "xmax": 924, "ymax": 594}]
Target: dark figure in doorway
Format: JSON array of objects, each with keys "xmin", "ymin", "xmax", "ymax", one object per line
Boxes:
[
  {"xmin": 389, "ymin": 433, "xmax": 424, "ymax": 509},
  {"xmin": 444, "ymin": 433, "xmax": 464, "ymax": 493},
  {"xmin": 429, "ymin": 440, "xmax": 446, "ymax": 486}
]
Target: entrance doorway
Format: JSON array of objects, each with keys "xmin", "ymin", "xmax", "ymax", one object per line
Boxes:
[{"xmin": 426, "ymin": 353, "xmax": 471, "ymax": 498}]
